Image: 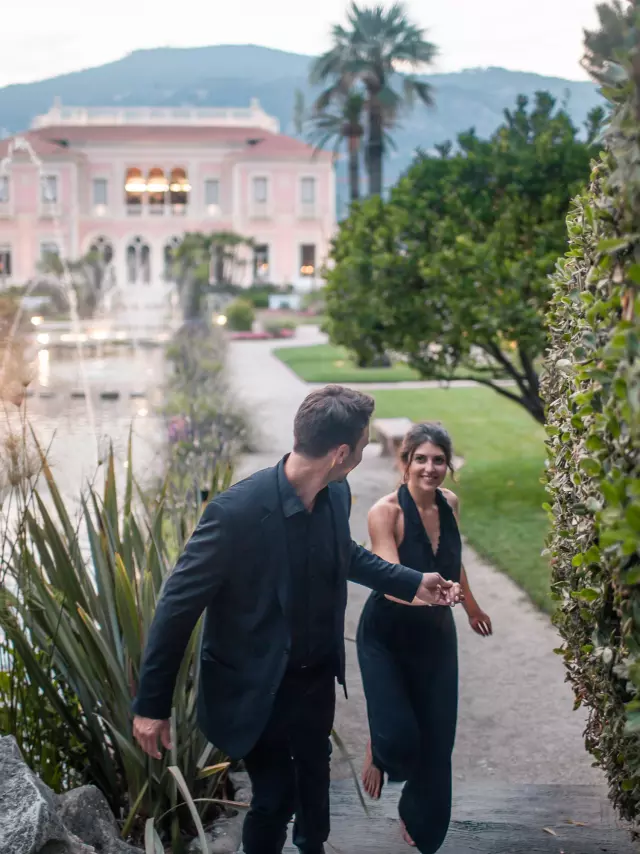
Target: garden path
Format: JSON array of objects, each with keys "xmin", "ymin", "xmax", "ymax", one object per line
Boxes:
[{"xmin": 228, "ymin": 331, "xmax": 631, "ymax": 852}]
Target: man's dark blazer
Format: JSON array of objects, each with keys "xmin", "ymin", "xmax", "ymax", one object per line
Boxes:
[{"xmin": 133, "ymin": 462, "xmax": 423, "ymax": 759}]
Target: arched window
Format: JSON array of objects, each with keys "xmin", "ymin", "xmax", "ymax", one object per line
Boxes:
[
  {"xmin": 163, "ymin": 236, "xmax": 182, "ymax": 280},
  {"xmin": 88, "ymin": 236, "xmax": 114, "ymax": 266},
  {"xmin": 124, "ymin": 168, "xmax": 145, "ymax": 214},
  {"xmin": 147, "ymin": 167, "xmax": 168, "ymax": 214},
  {"xmin": 126, "ymin": 236, "xmax": 151, "ymax": 285},
  {"xmin": 169, "ymin": 168, "xmax": 190, "ymax": 213}
]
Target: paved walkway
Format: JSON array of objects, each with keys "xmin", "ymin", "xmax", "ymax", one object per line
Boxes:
[{"xmin": 227, "ymin": 333, "xmax": 631, "ymax": 850}]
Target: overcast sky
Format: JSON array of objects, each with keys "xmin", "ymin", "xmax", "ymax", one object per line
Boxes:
[{"xmin": 1, "ymin": 0, "xmax": 601, "ymax": 88}]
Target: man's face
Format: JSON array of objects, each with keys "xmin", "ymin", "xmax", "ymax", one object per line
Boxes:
[{"xmin": 328, "ymin": 426, "xmax": 370, "ymax": 482}]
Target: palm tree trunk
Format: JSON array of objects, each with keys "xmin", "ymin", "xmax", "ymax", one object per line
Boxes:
[
  {"xmin": 348, "ymin": 136, "xmax": 360, "ymax": 203},
  {"xmin": 367, "ymin": 106, "xmax": 384, "ymax": 197}
]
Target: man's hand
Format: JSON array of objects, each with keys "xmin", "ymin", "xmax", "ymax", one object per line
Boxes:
[
  {"xmin": 133, "ymin": 716, "xmax": 172, "ymax": 759},
  {"xmin": 414, "ymin": 573, "xmax": 463, "ymax": 606}
]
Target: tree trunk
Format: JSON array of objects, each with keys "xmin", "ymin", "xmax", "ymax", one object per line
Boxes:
[
  {"xmin": 348, "ymin": 136, "xmax": 360, "ymax": 203},
  {"xmin": 367, "ymin": 106, "xmax": 384, "ymax": 197}
]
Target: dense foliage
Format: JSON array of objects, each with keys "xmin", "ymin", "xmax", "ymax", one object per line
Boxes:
[
  {"xmin": 543, "ymin": 0, "xmax": 640, "ymax": 828},
  {"xmin": 324, "ymin": 92, "xmax": 604, "ymax": 422},
  {"xmin": 171, "ymin": 231, "xmax": 253, "ymax": 321},
  {"xmin": 225, "ymin": 298, "xmax": 256, "ymax": 332}
]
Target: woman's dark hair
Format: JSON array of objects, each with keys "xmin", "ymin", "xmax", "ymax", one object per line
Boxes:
[
  {"xmin": 399, "ymin": 422, "xmax": 455, "ymax": 480},
  {"xmin": 293, "ymin": 384, "xmax": 375, "ymax": 458}
]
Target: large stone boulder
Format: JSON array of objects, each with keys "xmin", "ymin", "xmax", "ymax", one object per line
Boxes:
[
  {"xmin": 56, "ymin": 786, "xmax": 142, "ymax": 854},
  {"xmin": 0, "ymin": 735, "xmax": 70, "ymax": 854},
  {"xmin": 0, "ymin": 736, "xmax": 141, "ymax": 854}
]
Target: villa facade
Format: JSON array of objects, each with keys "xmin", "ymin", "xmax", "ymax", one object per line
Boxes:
[{"xmin": 0, "ymin": 100, "xmax": 336, "ymax": 303}]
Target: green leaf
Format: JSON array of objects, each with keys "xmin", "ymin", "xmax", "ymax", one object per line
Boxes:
[
  {"xmin": 167, "ymin": 765, "xmax": 210, "ymax": 854},
  {"xmin": 144, "ymin": 819, "xmax": 164, "ymax": 854},
  {"xmin": 573, "ymin": 588, "xmax": 600, "ymax": 603},
  {"xmin": 598, "ymin": 237, "xmax": 630, "ymax": 253},
  {"xmin": 580, "ymin": 458, "xmax": 602, "ymax": 477}
]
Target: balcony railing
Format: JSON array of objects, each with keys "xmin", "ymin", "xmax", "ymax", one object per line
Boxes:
[{"xmin": 125, "ymin": 204, "xmax": 190, "ymax": 217}]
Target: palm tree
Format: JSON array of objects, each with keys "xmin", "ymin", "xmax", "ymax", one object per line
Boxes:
[
  {"xmin": 311, "ymin": 2, "xmax": 438, "ymax": 196},
  {"xmin": 308, "ymin": 90, "xmax": 366, "ymax": 204}
]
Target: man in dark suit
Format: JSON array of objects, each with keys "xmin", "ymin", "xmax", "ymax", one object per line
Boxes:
[{"xmin": 133, "ymin": 385, "xmax": 461, "ymax": 854}]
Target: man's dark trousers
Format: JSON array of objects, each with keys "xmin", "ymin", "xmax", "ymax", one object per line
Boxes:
[{"xmin": 242, "ymin": 662, "xmax": 334, "ymax": 854}]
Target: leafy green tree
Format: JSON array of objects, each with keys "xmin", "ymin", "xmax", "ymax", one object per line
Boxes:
[
  {"xmin": 311, "ymin": 2, "xmax": 437, "ymax": 196},
  {"xmin": 38, "ymin": 249, "xmax": 110, "ymax": 318},
  {"xmin": 171, "ymin": 231, "xmax": 253, "ymax": 321},
  {"xmin": 324, "ymin": 92, "xmax": 604, "ymax": 422}
]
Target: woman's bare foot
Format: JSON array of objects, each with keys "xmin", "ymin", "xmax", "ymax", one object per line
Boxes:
[
  {"xmin": 362, "ymin": 740, "xmax": 383, "ymax": 799},
  {"xmin": 400, "ymin": 818, "xmax": 416, "ymax": 847}
]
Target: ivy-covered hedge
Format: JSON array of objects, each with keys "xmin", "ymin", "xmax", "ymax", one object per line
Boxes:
[{"xmin": 542, "ymin": 30, "xmax": 640, "ymax": 826}]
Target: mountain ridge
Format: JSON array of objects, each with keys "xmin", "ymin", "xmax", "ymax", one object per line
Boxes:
[{"xmin": 0, "ymin": 45, "xmax": 603, "ymax": 204}]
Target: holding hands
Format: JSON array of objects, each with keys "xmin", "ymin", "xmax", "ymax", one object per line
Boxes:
[{"xmin": 415, "ymin": 573, "xmax": 464, "ymax": 607}]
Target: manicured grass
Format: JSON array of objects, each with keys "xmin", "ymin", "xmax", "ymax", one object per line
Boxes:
[
  {"xmin": 274, "ymin": 343, "xmax": 421, "ymax": 383},
  {"xmin": 370, "ymin": 387, "xmax": 552, "ymax": 612}
]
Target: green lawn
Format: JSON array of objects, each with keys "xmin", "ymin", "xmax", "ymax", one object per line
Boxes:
[
  {"xmin": 370, "ymin": 387, "xmax": 552, "ymax": 612},
  {"xmin": 274, "ymin": 343, "xmax": 421, "ymax": 383}
]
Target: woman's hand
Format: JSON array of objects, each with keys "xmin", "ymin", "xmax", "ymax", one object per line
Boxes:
[
  {"xmin": 467, "ymin": 608, "xmax": 492, "ymax": 637},
  {"xmin": 415, "ymin": 574, "xmax": 464, "ymax": 606}
]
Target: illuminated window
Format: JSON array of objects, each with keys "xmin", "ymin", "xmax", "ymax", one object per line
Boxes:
[
  {"xmin": 170, "ymin": 167, "xmax": 190, "ymax": 213},
  {"xmin": 300, "ymin": 244, "xmax": 316, "ymax": 277},
  {"xmin": 125, "ymin": 167, "xmax": 145, "ymax": 214},
  {"xmin": 147, "ymin": 167, "xmax": 168, "ymax": 214},
  {"xmin": 253, "ymin": 245, "xmax": 269, "ymax": 282}
]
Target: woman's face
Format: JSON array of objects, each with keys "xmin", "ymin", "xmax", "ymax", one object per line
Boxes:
[{"xmin": 406, "ymin": 441, "xmax": 449, "ymax": 490}]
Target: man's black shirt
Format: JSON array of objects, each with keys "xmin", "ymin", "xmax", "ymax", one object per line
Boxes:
[{"xmin": 277, "ymin": 457, "xmax": 338, "ymax": 670}]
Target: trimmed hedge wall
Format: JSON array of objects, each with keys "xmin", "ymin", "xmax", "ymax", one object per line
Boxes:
[{"xmin": 542, "ymin": 49, "xmax": 640, "ymax": 826}]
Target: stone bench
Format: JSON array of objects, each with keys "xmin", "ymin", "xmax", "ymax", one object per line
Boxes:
[{"xmin": 372, "ymin": 417, "xmax": 413, "ymax": 458}]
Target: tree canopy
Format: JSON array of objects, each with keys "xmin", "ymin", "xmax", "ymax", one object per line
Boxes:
[{"xmin": 324, "ymin": 92, "xmax": 605, "ymax": 422}]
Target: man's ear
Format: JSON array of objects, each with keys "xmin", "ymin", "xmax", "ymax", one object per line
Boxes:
[{"xmin": 335, "ymin": 443, "xmax": 351, "ymax": 465}]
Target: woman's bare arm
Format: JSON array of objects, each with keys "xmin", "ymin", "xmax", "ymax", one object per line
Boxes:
[
  {"xmin": 368, "ymin": 500, "xmax": 422, "ymax": 606},
  {"xmin": 442, "ymin": 489, "xmax": 491, "ymax": 635}
]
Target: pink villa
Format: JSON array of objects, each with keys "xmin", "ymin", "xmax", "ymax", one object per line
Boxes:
[{"xmin": 0, "ymin": 99, "xmax": 336, "ymax": 303}]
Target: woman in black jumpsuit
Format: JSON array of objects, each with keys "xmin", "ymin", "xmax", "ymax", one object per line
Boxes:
[{"xmin": 357, "ymin": 423, "xmax": 492, "ymax": 851}]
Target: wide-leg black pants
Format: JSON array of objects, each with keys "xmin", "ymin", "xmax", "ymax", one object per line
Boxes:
[{"xmin": 357, "ymin": 594, "xmax": 458, "ymax": 854}]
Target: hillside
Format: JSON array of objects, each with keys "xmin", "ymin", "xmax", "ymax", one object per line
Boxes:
[{"xmin": 0, "ymin": 45, "xmax": 603, "ymax": 205}]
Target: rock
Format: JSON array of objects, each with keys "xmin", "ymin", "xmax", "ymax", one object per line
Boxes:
[
  {"xmin": 228, "ymin": 771, "xmax": 252, "ymax": 807},
  {"xmin": 186, "ymin": 771, "xmax": 251, "ymax": 854},
  {"xmin": 0, "ymin": 736, "xmax": 141, "ymax": 854},
  {"xmin": 186, "ymin": 815, "xmax": 243, "ymax": 854},
  {"xmin": 56, "ymin": 786, "xmax": 142, "ymax": 854},
  {"xmin": 0, "ymin": 735, "xmax": 69, "ymax": 854}
]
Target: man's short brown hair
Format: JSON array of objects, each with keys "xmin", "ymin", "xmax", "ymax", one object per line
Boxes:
[{"xmin": 293, "ymin": 385, "xmax": 375, "ymax": 458}]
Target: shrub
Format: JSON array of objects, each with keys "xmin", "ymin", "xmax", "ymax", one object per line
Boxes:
[
  {"xmin": 263, "ymin": 320, "xmax": 297, "ymax": 338},
  {"xmin": 225, "ymin": 298, "xmax": 255, "ymax": 332},
  {"xmin": 543, "ymin": 5, "xmax": 640, "ymax": 829},
  {"xmin": 0, "ymin": 442, "xmax": 234, "ymax": 849}
]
